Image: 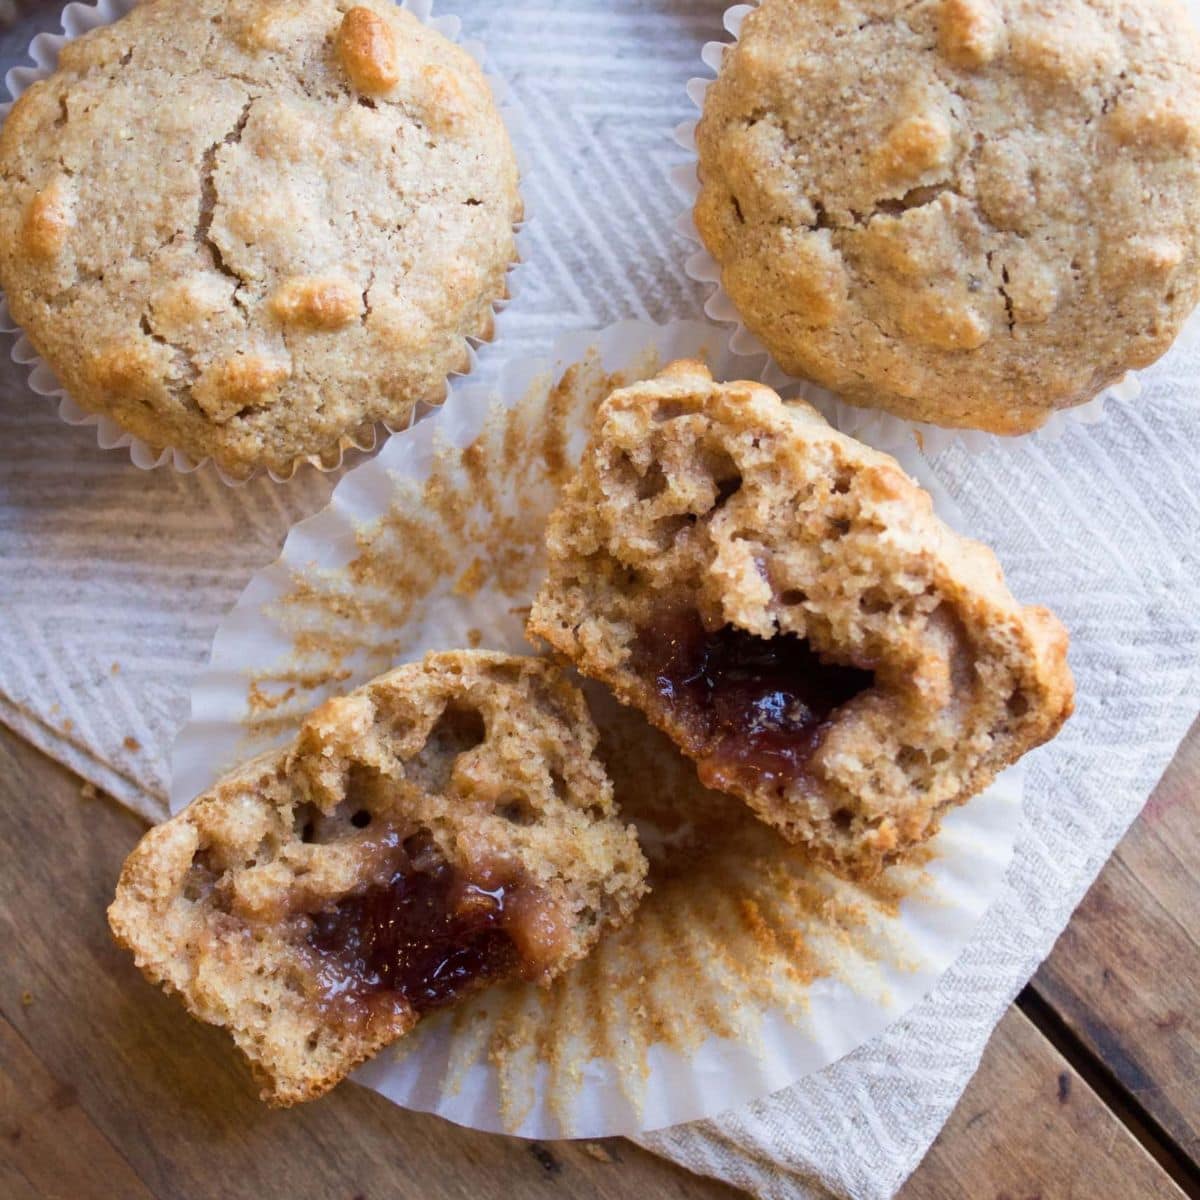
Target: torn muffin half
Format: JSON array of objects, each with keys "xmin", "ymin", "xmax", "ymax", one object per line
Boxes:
[
  {"xmin": 109, "ymin": 651, "xmax": 647, "ymax": 1105},
  {"xmin": 528, "ymin": 360, "xmax": 1074, "ymax": 878}
]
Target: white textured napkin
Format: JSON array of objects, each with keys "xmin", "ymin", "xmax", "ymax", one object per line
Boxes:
[{"xmin": 0, "ymin": 2, "xmax": 1197, "ymax": 1198}]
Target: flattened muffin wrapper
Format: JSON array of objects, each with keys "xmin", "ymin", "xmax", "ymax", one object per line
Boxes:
[
  {"xmin": 172, "ymin": 317, "xmax": 1024, "ymax": 1138},
  {"xmin": 0, "ymin": 0, "xmax": 532, "ymax": 486},
  {"xmin": 670, "ymin": 2, "xmax": 1200, "ymax": 455}
]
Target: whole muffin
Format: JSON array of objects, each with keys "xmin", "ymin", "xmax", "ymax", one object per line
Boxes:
[
  {"xmin": 695, "ymin": 0, "xmax": 1200, "ymax": 433},
  {"xmin": 0, "ymin": 0, "xmax": 521, "ymax": 475}
]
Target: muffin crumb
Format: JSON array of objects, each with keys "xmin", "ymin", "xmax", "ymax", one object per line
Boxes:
[
  {"xmin": 109, "ymin": 651, "xmax": 647, "ymax": 1104},
  {"xmin": 529, "ymin": 363, "xmax": 1074, "ymax": 876}
]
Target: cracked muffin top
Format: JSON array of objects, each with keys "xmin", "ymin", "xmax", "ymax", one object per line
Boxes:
[
  {"xmin": 0, "ymin": 0, "xmax": 521, "ymax": 476},
  {"xmin": 695, "ymin": 0, "xmax": 1200, "ymax": 434}
]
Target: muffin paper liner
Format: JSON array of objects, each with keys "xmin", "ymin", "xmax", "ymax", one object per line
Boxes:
[
  {"xmin": 669, "ymin": 2, "xmax": 1200, "ymax": 455},
  {"xmin": 172, "ymin": 317, "xmax": 1024, "ymax": 1138},
  {"xmin": 0, "ymin": 0, "xmax": 531, "ymax": 485}
]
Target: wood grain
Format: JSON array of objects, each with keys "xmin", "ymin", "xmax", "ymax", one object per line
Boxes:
[
  {"xmin": 1, "ymin": 713, "xmax": 1198, "ymax": 1200},
  {"xmin": 1032, "ymin": 718, "xmax": 1200, "ymax": 1166},
  {"xmin": 0, "ymin": 1016, "xmax": 156, "ymax": 1200},
  {"xmin": 899, "ymin": 1007, "xmax": 1187, "ymax": 1200},
  {"xmin": 0, "ymin": 723, "xmax": 738, "ymax": 1200}
]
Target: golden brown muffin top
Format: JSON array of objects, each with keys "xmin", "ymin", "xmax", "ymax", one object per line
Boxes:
[
  {"xmin": 696, "ymin": 0, "xmax": 1200, "ymax": 432},
  {"xmin": 0, "ymin": 0, "xmax": 521, "ymax": 475}
]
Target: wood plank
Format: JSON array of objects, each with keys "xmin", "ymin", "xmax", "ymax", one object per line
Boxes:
[
  {"xmin": 899, "ymin": 1006, "xmax": 1187, "ymax": 1200},
  {"xmin": 1032, "ymin": 718, "xmax": 1200, "ymax": 1165},
  {"xmin": 0, "ymin": 724, "xmax": 740, "ymax": 1200},
  {"xmin": 5, "ymin": 708, "xmax": 1197, "ymax": 1199},
  {"xmin": 0, "ymin": 1015, "xmax": 156, "ymax": 1200}
]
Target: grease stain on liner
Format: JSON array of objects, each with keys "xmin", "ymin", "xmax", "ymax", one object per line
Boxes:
[
  {"xmin": 246, "ymin": 358, "xmax": 931, "ymax": 1126},
  {"xmin": 0, "ymin": 0, "xmax": 531, "ymax": 485},
  {"xmin": 243, "ymin": 356, "xmax": 615, "ymax": 737},
  {"xmin": 172, "ymin": 319, "xmax": 1022, "ymax": 1139}
]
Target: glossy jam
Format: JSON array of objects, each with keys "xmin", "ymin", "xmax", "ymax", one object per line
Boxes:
[
  {"xmin": 307, "ymin": 835, "xmax": 519, "ymax": 1019},
  {"xmin": 633, "ymin": 609, "xmax": 873, "ymax": 787}
]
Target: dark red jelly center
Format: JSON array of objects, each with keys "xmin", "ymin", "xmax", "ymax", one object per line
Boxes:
[
  {"xmin": 307, "ymin": 836, "xmax": 518, "ymax": 1017},
  {"xmin": 633, "ymin": 609, "xmax": 873, "ymax": 785}
]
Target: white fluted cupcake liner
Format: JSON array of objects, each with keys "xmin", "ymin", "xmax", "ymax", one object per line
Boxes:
[
  {"xmin": 0, "ymin": 0, "xmax": 532, "ymax": 485},
  {"xmin": 669, "ymin": 2, "xmax": 1200, "ymax": 456},
  {"xmin": 171, "ymin": 317, "xmax": 1024, "ymax": 1138}
]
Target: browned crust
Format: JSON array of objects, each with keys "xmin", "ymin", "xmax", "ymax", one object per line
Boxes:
[
  {"xmin": 108, "ymin": 651, "xmax": 647, "ymax": 1104},
  {"xmin": 528, "ymin": 361, "xmax": 1074, "ymax": 877},
  {"xmin": 694, "ymin": 0, "xmax": 1200, "ymax": 431},
  {"xmin": 0, "ymin": 0, "xmax": 521, "ymax": 475}
]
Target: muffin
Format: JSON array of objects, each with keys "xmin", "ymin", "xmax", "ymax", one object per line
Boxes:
[
  {"xmin": 108, "ymin": 651, "xmax": 647, "ymax": 1105},
  {"xmin": 528, "ymin": 361, "xmax": 1074, "ymax": 877},
  {"xmin": 0, "ymin": 0, "xmax": 521, "ymax": 476},
  {"xmin": 694, "ymin": 0, "xmax": 1200, "ymax": 433}
]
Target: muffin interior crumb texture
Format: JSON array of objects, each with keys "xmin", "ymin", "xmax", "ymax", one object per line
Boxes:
[
  {"xmin": 108, "ymin": 651, "xmax": 646, "ymax": 1105},
  {"xmin": 695, "ymin": 0, "xmax": 1200, "ymax": 432},
  {"xmin": 0, "ymin": 0, "xmax": 521, "ymax": 475},
  {"xmin": 528, "ymin": 361, "xmax": 1075, "ymax": 877}
]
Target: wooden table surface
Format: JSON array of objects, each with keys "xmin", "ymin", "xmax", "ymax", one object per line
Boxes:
[
  {"xmin": 2, "ymin": 718, "xmax": 1196, "ymax": 1200},
  {"xmin": 2, "ymin": 0, "xmax": 1197, "ymax": 1188}
]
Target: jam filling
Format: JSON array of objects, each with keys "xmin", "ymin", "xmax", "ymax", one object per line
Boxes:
[
  {"xmin": 632, "ymin": 608, "xmax": 873, "ymax": 788},
  {"xmin": 306, "ymin": 833, "xmax": 526, "ymax": 1020}
]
